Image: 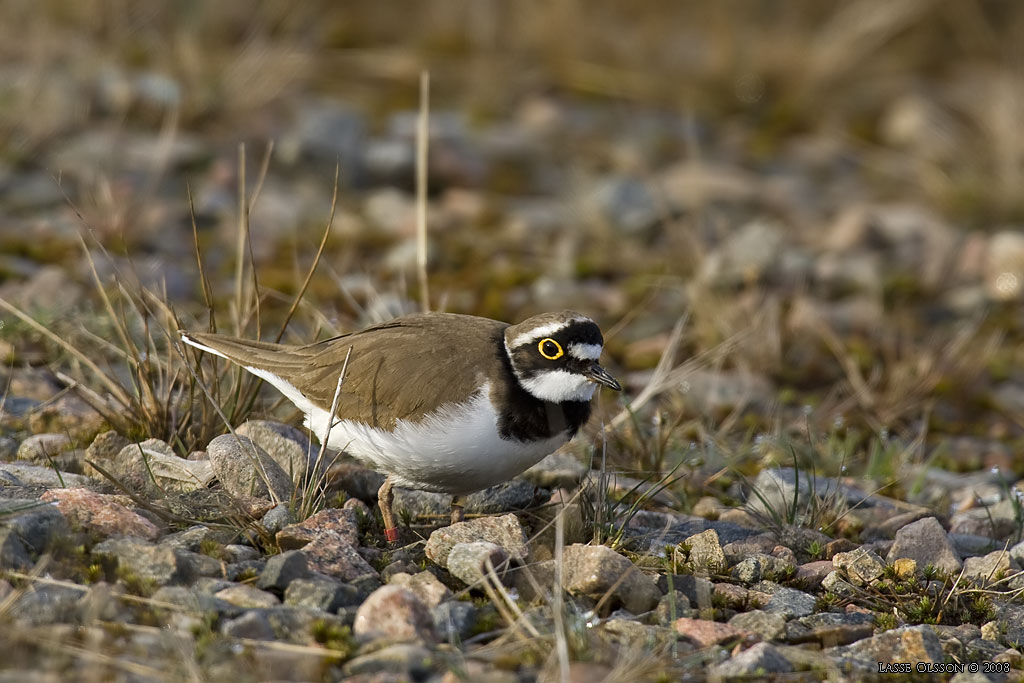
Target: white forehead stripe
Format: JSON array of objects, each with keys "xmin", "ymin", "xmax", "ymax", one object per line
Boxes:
[
  {"xmin": 509, "ymin": 317, "xmax": 591, "ymax": 348},
  {"xmin": 568, "ymin": 343, "xmax": 602, "ymax": 361}
]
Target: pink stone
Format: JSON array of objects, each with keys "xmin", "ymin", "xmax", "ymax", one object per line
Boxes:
[
  {"xmin": 41, "ymin": 488, "xmax": 159, "ymax": 540},
  {"xmin": 673, "ymin": 617, "xmax": 756, "ymax": 649},
  {"xmin": 353, "ymin": 585, "xmax": 436, "ymax": 643}
]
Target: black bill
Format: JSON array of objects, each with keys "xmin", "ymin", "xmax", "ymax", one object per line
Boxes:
[{"xmin": 584, "ymin": 362, "xmax": 622, "ymax": 391}]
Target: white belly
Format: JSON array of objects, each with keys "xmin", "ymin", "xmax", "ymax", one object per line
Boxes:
[{"xmin": 305, "ymin": 383, "xmax": 569, "ymax": 494}]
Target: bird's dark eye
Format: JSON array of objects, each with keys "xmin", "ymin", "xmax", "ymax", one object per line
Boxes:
[{"xmin": 538, "ymin": 338, "xmax": 564, "ymax": 360}]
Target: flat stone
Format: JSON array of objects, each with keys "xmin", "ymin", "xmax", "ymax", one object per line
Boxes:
[
  {"xmin": 674, "ymin": 617, "xmax": 755, "ymax": 649},
  {"xmin": 41, "ymin": 487, "xmax": 159, "ymax": 540},
  {"xmin": 0, "ymin": 462, "xmax": 92, "ymax": 488},
  {"xmin": 760, "ymin": 585, "xmax": 816, "ymax": 619},
  {"xmin": 342, "ymin": 643, "xmax": 436, "ymax": 680},
  {"xmin": 962, "ymin": 550, "xmax": 1012, "ymax": 584},
  {"xmin": 276, "ymin": 506, "xmax": 359, "ymax": 549},
  {"xmin": 92, "ymin": 537, "xmax": 194, "ymax": 585},
  {"xmin": 302, "ymin": 531, "xmax": 378, "ymax": 582},
  {"xmin": 826, "ymin": 625, "xmax": 944, "ymax": 674},
  {"xmin": 111, "ymin": 439, "xmax": 214, "ymax": 496},
  {"xmin": 207, "ymin": 434, "xmax": 293, "ymax": 502},
  {"xmin": 425, "ymin": 514, "xmax": 528, "ymax": 568},
  {"xmin": 220, "ymin": 610, "xmax": 276, "ymax": 640},
  {"xmin": 353, "ymin": 585, "xmax": 436, "ymax": 643},
  {"xmin": 728, "ymin": 609, "xmax": 787, "ymax": 640},
  {"xmin": 709, "ymin": 642, "xmax": 794, "ymax": 678},
  {"xmin": 215, "ymin": 584, "xmax": 281, "ymax": 608},
  {"xmin": 886, "ymin": 516, "xmax": 961, "ymax": 573},
  {"xmin": 795, "ymin": 560, "xmax": 835, "ymax": 589},
  {"xmin": 16, "ymin": 433, "xmax": 72, "ymax": 463},
  {"xmin": 445, "ymin": 542, "xmax": 511, "ymax": 586},
  {"xmin": 284, "ymin": 576, "xmax": 361, "ymax": 612}
]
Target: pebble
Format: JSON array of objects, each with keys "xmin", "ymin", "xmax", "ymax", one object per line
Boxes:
[{"xmin": 353, "ymin": 585, "xmax": 436, "ymax": 643}]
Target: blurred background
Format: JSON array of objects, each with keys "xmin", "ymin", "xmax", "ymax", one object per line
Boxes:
[{"xmin": 3, "ymin": 0, "xmax": 1024, "ymax": 484}]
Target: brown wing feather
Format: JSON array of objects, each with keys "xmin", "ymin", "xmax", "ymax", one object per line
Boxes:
[{"xmin": 186, "ymin": 314, "xmax": 508, "ymax": 429}]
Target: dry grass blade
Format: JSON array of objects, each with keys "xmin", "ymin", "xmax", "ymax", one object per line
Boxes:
[
  {"xmin": 0, "ymin": 296, "xmax": 132, "ymax": 409},
  {"xmin": 275, "ymin": 161, "xmax": 338, "ymax": 343},
  {"xmin": 416, "ymin": 69, "xmax": 431, "ymax": 313}
]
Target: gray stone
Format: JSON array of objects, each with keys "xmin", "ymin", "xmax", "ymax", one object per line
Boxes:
[
  {"xmin": 758, "ymin": 585, "xmax": 816, "ymax": 618},
  {"xmin": 92, "ymin": 537, "xmax": 194, "ymax": 585},
  {"xmin": 11, "ymin": 584, "xmax": 83, "ymax": 626},
  {"xmin": 393, "ymin": 479, "xmax": 538, "ymax": 518},
  {"xmin": 654, "ymin": 590, "xmax": 693, "ymax": 624},
  {"xmin": 111, "ymin": 439, "xmax": 214, "ymax": 496},
  {"xmin": 207, "ymin": 434, "xmax": 293, "ymax": 502},
  {"xmin": 962, "ymin": 550, "xmax": 1012, "ymax": 583},
  {"xmin": 820, "ymin": 571, "xmax": 857, "ymax": 597},
  {"xmin": 0, "ymin": 463, "xmax": 91, "ymax": 488},
  {"xmin": 16, "ymin": 433, "xmax": 71, "ymax": 463},
  {"xmin": 886, "ymin": 516, "xmax": 961, "ymax": 573},
  {"xmin": 0, "ymin": 503, "xmax": 69, "ymax": 570},
  {"xmin": 215, "ymin": 584, "xmax": 280, "ymax": 609},
  {"xmin": 260, "ymin": 503, "xmax": 295, "ymax": 536},
  {"xmin": 709, "ymin": 642, "xmax": 794, "ymax": 678},
  {"xmin": 826, "ymin": 625, "xmax": 944, "ymax": 674},
  {"xmin": 425, "ymin": 514, "xmax": 528, "ymax": 568},
  {"xmin": 560, "ymin": 544, "xmax": 661, "ymax": 614},
  {"xmin": 257, "ymin": 550, "xmax": 311, "ymax": 591},
  {"xmin": 284, "ymin": 576, "xmax": 361, "ymax": 612},
  {"xmin": 657, "ymin": 574, "xmax": 715, "ymax": 611},
  {"xmin": 445, "ymin": 542, "xmax": 510, "ymax": 586},
  {"xmin": 220, "ymin": 610, "xmax": 276, "ymax": 640},
  {"xmin": 236, "ymin": 420, "xmax": 314, "ymax": 484},
  {"xmin": 728, "ymin": 610, "xmax": 787, "ymax": 641}
]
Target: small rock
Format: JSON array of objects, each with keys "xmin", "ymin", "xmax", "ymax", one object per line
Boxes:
[
  {"xmin": 0, "ymin": 462, "xmax": 91, "ymax": 488},
  {"xmin": 215, "ymin": 584, "xmax": 281, "ymax": 608},
  {"xmin": 760, "ymin": 585, "xmax": 816, "ymax": 618},
  {"xmin": 445, "ymin": 542, "xmax": 511, "ymax": 586},
  {"xmin": 301, "ymin": 532, "xmax": 378, "ymax": 582},
  {"xmin": 353, "ymin": 585, "xmax": 436, "ymax": 643},
  {"xmin": 674, "ymin": 617, "xmax": 755, "ymax": 649},
  {"xmin": 260, "ymin": 504, "xmax": 295, "ymax": 536},
  {"xmin": 892, "ymin": 558, "xmax": 917, "ymax": 579},
  {"xmin": 257, "ymin": 550, "xmax": 311, "ymax": 591},
  {"xmin": 710, "ymin": 642, "xmax": 794, "ymax": 678},
  {"xmin": 16, "ymin": 433, "xmax": 71, "ymax": 463},
  {"xmin": 235, "ymin": 420, "xmax": 314, "ymax": 484},
  {"xmin": 794, "ymin": 560, "xmax": 835, "ymax": 589},
  {"xmin": 962, "ymin": 550, "xmax": 1012, "ymax": 584},
  {"xmin": 728, "ymin": 609, "xmax": 787, "ymax": 640},
  {"xmin": 84, "ymin": 431, "xmax": 130, "ymax": 477},
  {"xmin": 92, "ymin": 537, "xmax": 194, "ymax": 585},
  {"xmin": 985, "ymin": 230, "xmax": 1024, "ymax": 301},
  {"xmin": 820, "ymin": 570, "xmax": 858, "ymax": 597},
  {"xmin": 41, "ymin": 488, "xmax": 159, "ymax": 540},
  {"xmin": 207, "ymin": 434, "xmax": 293, "ymax": 502},
  {"xmin": 654, "ymin": 590, "xmax": 692, "ymax": 624},
  {"xmin": 561, "ymin": 544, "xmax": 661, "ymax": 614},
  {"xmin": 111, "ymin": 439, "xmax": 214, "ymax": 496},
  {"xmin": 221, "ymin": 610, "xmax": 276, "ymax": 640},
  {"xmin": 686, "ymin": 529, "xmax": 727, "ymax": 574},
  {"xmin": 276, "ymin": 506, "xmax": 359, "ymax": 549},
  {"xmin": 11, "ymin": 584, "xmax": 83, "ymax": 626},
  {"xmin": 0, "ymin": 503, "xmax": 70, "ymax": 568},
  {"xmin": 825, "ymin": 625, "xmax": 944, "ymax": 674},
  {"xmin": 425, "ymin": 514, "xmax": 528, "ymax": 568},
  {"xmin": 389, "ymin": 571, "xmax": 452, "ymax": 608},
  {"xmin": 658, "ymin": 574, "xmax": 715, "ymax": 610},
  {"xmin": 886, "ymin": 517, "xmax": 961, "ymax": 573},
  {"xmin": 284, "ymin": 576, "xmax": 361, "ymax": 612},
  {"xmin": 832, "ymin": 547, "xmax": 886, "ymax": 586}
]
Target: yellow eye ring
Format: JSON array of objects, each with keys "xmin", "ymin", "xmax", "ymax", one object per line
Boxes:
[{"xmin": 538, "ymin": 338, "xmax": 564, "ymax": 360}]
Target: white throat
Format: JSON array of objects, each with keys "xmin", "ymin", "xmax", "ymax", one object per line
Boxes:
[{"xmin": 518, "ymin": 370, "xmax": 597, "ymax": 403}]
